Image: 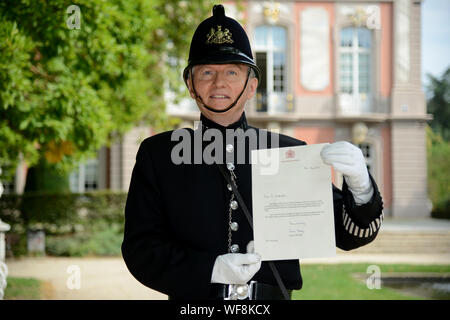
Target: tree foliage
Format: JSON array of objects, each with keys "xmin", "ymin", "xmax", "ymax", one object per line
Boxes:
[
  {"xmin": 426, "ymin": 66, "xmax": 450, "ymax": 141},
  {"xmin": 426, "ymin": 126, "xmax": 450, "ymax": 217},
  {"xmin": 425, "ymin": 66, "xmax": 450, "ymax": 218},
  {"xmin": 0, "ymin": 0, "xmax": 212, "ymax": 181}
]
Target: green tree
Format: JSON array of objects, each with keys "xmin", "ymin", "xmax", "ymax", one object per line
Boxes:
[
  {"xmin": 426, "ymin": 126, "xmax": 450, "ymax": 218},
  {"xmin": 426, "ymin": 66, "xmax": 450, "ymax": 141},
  {"xmin": 0, "ymin": 0, "xmax": 212, "ymax": 186}
]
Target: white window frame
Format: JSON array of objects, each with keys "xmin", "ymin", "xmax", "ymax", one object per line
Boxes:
[
  {"xmin": 254, "ymin": 25, "xmax": 287, "ymax": 114},
  {"xmin": 70, "ymin": 158, "xmax": 99, "ymax": 193},
  {"xmin": 339, "ymin": 27, "xmax": 372, "ymax": 114}
]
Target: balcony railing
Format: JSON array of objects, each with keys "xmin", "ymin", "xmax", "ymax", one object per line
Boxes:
[
  {"xmin": 256, "ymin": 91, "xmax": 295, "ymax": 114},
  {"xmin": 337, "ymin": 93, "xmax": 389, "ymax": 116}
]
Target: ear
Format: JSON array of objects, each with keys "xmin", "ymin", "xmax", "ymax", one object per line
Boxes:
[
  {"xmin": 245, "ymin": 77, "xmax": 258, "ymax": 100},
  {"xmin": 186, "ymin": 77, "xmax": 197, "ymax": 99}
]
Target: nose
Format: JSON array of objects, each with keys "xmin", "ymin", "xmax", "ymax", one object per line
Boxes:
[{"xmin": 212, "ymin": 70, "xmax": 226, "ymax": 87}]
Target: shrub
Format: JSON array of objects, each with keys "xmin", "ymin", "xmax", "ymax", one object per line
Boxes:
[{"xmin": 0, "ymin": 191, "xmax": 126, "ymax": 256}]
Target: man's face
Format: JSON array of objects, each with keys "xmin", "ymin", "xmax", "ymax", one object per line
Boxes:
[{"xmin": 187, "ymin": 63, "xmax": 258, "ymax": 125}]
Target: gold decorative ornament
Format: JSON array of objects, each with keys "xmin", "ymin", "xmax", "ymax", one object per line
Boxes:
[
  {"xmin": 206, "ymin": 25, "xmax": 234, "ymax": 44},
  {"xmin": 263, "ymin": 2, "xmax": 280, "ymax": 24},
  {"xmin": 348, "ymin": 7, "xmax": 368, "ymax": 27}
]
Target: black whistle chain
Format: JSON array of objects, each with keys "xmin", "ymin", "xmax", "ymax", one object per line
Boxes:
[{"xmin": 216, "ymin": 163, "xmax": 291, "ymax": 300}]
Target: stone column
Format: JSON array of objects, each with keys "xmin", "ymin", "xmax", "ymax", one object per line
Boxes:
[{"xmin": 390, "ymin": 0, "xmax": 430, "ymax": 217}]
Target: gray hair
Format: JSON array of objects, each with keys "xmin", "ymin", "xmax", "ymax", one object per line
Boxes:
[{"xmin": 248, "ymin": 67, "xmax": 257, "ymax": 79}]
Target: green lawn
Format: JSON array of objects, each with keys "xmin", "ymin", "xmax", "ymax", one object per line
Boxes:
[
  {"xmin": 3, "ymin": 264, "xmax": 449, "ymax": 300},
  {"xmin": 4, "ymin": 277, "xmax": 43, "ymax": 300},
  {"xmin": 292, "ymin": 263, "xmax": 450, "ymax": 300}
]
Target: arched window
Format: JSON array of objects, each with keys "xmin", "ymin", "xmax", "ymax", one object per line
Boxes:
[
  {"xmin": 254, "ymin": 26, "xmax": 287, "ymax": 113},
  {"xmin": 339, "ymin": 27, "xmax": 372, "ymax": 114}
]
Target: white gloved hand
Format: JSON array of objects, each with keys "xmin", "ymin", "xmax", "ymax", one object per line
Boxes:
[
  {"xmin": 211, "ymin": 241, "xmax": 261, "ymax": 285},
  {"xmin": 320, "ymin": 141, "xmax": 374, "ymax": 205}
]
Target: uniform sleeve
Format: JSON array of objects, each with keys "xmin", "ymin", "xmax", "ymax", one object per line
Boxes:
[
  {"xmin": 121, "ymin": 141, "xmax": 217, "ymax": 299},
  {"xmin": 333, "ymin": 174, "xmax": 384, "ymax": 250}
]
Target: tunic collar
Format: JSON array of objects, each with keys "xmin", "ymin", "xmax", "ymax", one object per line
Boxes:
[{"xmin": 200, "ymin": 112, "xmax": 248, "ymax": 132}]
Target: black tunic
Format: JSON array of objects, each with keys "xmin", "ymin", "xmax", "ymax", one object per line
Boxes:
[{"xmin": 121, "ymin": 112, "xmax": 384, "ymax": 299}]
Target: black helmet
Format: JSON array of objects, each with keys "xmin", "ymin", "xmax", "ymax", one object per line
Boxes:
[{"xmin": 183, "ymin": 4, "xmax": 260, "ymax": 82}]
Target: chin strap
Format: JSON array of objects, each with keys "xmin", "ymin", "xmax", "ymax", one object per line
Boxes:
[{"xmin": 189, "ymin": 68, "xmax": 251, "ymax": 114}]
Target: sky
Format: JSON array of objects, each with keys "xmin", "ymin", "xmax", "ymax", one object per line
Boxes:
[{"xmin": 421, "ymin": 0, "xmax": 450, "ymax": 86}]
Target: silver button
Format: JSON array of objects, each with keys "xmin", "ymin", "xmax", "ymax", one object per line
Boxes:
[
  {"xmin": 230, "ymin": 200, "xmax": 238, "ymax": 210},
  {"xmin": 226, "ymin": 144, "xmax": 234, "ymax": 153},
  {"xmin": 230, "ymin": 244, "xmax": 239, "ymax": 253},
  {"xmin": 227, "ymin": 184, "xmax": 232, "ymax": 191},
  {"xmin": 226, "ymin": 162, "xmax": 235, "ymax": 171},
  {"xmin": 230, "ymin": 222, "xmax": 239, "ymax": 231},
  {"xmin": 236, "ymin": 284, "xmax": 249, "ymax": 298}
]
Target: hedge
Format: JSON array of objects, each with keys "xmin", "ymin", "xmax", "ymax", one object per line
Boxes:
[{"xmin": 0, "ymin": 191, "xmax": 127, "ymax": 256}]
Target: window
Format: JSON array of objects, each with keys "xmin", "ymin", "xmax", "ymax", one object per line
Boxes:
[
  {"xmin": 339, "ymin": 27, "xmax": 372, "ymax": 113},
  {"xmin": 70, "ymin": 159, "xmax": 99, "ymax": 193},
  {"xmin": 358, "ymin": 143, "xmax": 373, "ymax": 174},
  {"xmin": 0, "ymin": 165, "xmax": 16, "ymax": 195},
  {"xmin": 1, "ymin": 177, "xmax": 15, "ymax": 195},
  {"xmin": 254, "ymin": 26, "xmax": 287, "ymax": 113}
]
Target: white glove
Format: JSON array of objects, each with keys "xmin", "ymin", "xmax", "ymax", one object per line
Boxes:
[
  {"xmin": 320, "ymin": 141, "xmax": 374, "ymax": 205},
  {"xmin": 211, "ymin": 241, "xmax": 261, "ymax": 285}
]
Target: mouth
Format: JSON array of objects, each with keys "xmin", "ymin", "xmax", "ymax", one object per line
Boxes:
[{"xmin": 209, "ymin": 94, "xmax": 230, "ymax": 100}]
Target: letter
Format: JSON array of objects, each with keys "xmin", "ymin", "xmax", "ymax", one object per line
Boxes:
[
  {"xmin": 171, "ymin": 128, "xmax": 191, "ymax": 164},
  {"xmin": 66, "ymin": 5, "xmax": 81, "ymax": 30},
  {"xmin": 194, "ymin": 121, "xmax": 203, "ymax": 164},
  {"xmin": 189, "ymin": 304, "xmax": 196, "ymax": 314},
  {"xmin": 252, "ymin": 130, "xmax": 280, "ymax": 176},
  {"xmin": 224, "ymin": 304, "xmax": 235, "ymax": 314},
  {"xmin": 203, "ymin": 128, "xmax": 223, "ymax": 164},
  {"xmin": 207, "ymin": 306, "xmax": 214, "ymax": 318},
  {"xmin": 66, "ymin": 265, "xmax": 81, "ymax": 290},
  {"xmin": 180, "ymin": 306, "xmax": 186, "ymax": 315},
  {"xmin": 366, "ymin": 265, "xmax": 381, "ymax": 289},
  {"xmin": 263, "ymin": 305, "xmax": 271, "ymax": 314},
  {"xmin": 226, "ymin": 128, "xmax": 258, "ymax": 164},
  {"xmin": 366, "ymin": 5, "xmax": 381, "ymax": 30}
]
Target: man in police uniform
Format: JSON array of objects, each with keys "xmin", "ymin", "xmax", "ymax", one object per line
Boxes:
[{"xmin": 122, "ymin": 5, "xmax": 383, "ymax": 300}]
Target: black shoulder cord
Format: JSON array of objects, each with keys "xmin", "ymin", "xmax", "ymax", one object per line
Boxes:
[{"xmin": 216, "ymin": 163, "xmax": 291, "ymax": 300}]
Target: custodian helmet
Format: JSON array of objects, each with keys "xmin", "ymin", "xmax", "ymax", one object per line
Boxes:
[
  {"xmin": 183, "ymin": 4, "xmax": 260, "ymax": 82},
  {"xmin": 183, "ymin": 5, "xmax": 260, "ymax": 113}
]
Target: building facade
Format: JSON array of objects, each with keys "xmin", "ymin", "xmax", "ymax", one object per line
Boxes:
[
  {"xmin": 6, "ymin": 0, "xmax": 431, "ymax": 218},
  {"xmin": 165, "ymin": 0, "xmax": 431, "ymax": 218}
]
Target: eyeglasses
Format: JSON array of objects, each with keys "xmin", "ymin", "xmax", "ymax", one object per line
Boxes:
[{"xmin": 193, "ymin": 66, "xmax": 248, "ymax": 83}]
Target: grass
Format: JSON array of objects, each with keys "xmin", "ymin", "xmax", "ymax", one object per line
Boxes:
[
  {"xmin": 292, "ymin": 263, "xmax": 450, "ymax": 300},
  {"xmin": 3, "ymin": 264, "xmax": 449, "ymax": 300},
  {"xmin": 3, "ymin": 277, "xmax": 43, "ymax": 300}
]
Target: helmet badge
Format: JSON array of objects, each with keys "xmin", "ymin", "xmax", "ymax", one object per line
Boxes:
[{"xmin": 206, "ymin": 25, "xmax": 234, "ymax": 44}]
